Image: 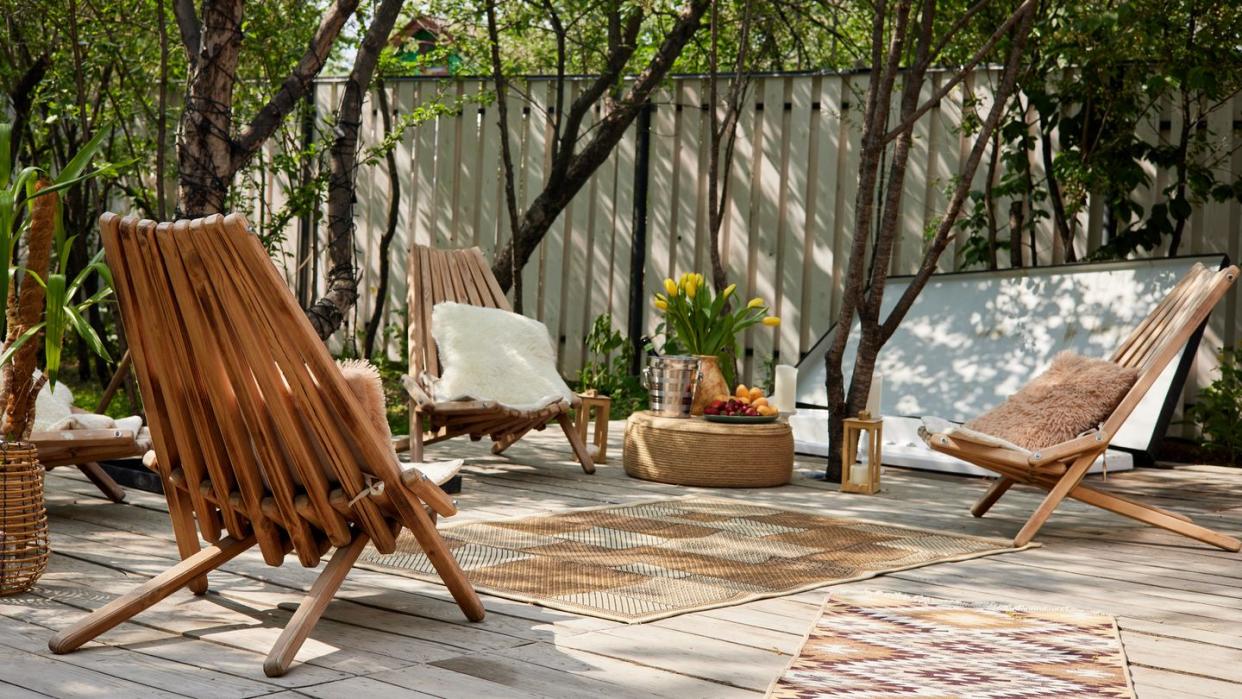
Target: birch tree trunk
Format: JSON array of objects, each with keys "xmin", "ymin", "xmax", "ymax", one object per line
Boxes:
[
  {"xmin": 823, "ymin": 0, "xmax": 1036, "ymax": 481},
  {"xmin": 305, "ymin": 0, "xmax": 406, "ymax": 340}
]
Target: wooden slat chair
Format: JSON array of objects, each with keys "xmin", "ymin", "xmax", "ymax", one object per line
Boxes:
[
  {"xmin": 928, "ymin": 262, "xmax": 1241, "ymax": 552},
  {"xmin": 49, "ymin": 214, "xmax": 484, "ymax": 677},
  {"xmin": 404, "ymin": 243, "xmax": 594, "ymax": 473},
  {"xmin": 32, "ymin": 424, "xmax": 145, "ymax": 502}
]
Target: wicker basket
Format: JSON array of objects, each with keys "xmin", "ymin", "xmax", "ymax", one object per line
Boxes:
[
  {"xmin": 623, "ymin": 411, "xmax": 793, "ymax": 488},
  {"xmin": 0, "ymin": 442, "xmax": 48, "ymax": 595}
]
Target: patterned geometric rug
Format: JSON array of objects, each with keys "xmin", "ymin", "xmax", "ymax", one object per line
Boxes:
[
  {"xmin": 770, "ymin": 590, "xmax": 1133, "ymax": 698},
  {"xmin": 357, "ymin": 496, "xmax": 1032, "ymax": 623}
]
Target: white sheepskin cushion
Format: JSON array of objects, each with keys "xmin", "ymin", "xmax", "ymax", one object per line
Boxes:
[
  {"xmin": 32, "ymin": 379, "xmax": 75, "ymax": 431},
  {"xmin": 430, "ymin": 302, "xmax": 575, "ymax": 410}
]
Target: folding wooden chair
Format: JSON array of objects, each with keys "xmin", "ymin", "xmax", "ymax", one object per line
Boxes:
[
  {"xmin": 404, "ymin": 243, "xmax": 594, "ymax": 473},
  {"xmin": 32, "ymin": 424, "xmax": 143, "ymax": 502},
  {"xmin": 48, "ymin": 214, "xmax": 484, "ymax": 676},
  {"xmin": 928, "ymin": 262, "xmax": 1241, "ymax": 552}
]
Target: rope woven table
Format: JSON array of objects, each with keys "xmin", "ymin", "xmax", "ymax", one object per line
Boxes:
[{"xmin": 623, "ymin": 411, "xmax": 793, "ymax": 487}]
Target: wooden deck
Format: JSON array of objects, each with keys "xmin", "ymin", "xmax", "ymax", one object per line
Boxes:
[{"xmin": 3, "ymin": 424, "xmax": 1240, "ymax": 698}]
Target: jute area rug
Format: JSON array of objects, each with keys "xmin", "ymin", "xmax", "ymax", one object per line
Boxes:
[
  {"xmin": 769, "ymin": 590, "xmax": 1134, "ymax": 698},
  {"xmin": 358, "ymin": 496, "xmax": 1032, "ymax": 623}
]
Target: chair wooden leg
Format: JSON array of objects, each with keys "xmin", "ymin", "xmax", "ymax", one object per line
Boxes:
[
  {"xmin": 165, "ymin": 474, "xmax": 209, "ymax": 595},
  {"xmin": 49, "ymin": 535, "xmax": 255, "ymax": 654},
  {"xmin": 491, "ymin": 425, "xmax": 533, "ymax": 456},
  {"xmin": 971, "ymin": 477, "xmax": 1014, "ymax": 518},
  {"xmin": 411, "ymin": 410, "xmax": 425, "ymax": 464},
  {"xmin": 398, "ymin": 505, "xmax": 486, "ymax": 623},
  {"xmin": 1014, "ymin": 453, "xmax": 1097, "ymax": 547},
  {"xmin": 1069, "ymin": 484, "xmax": 1242, "ymax": 552},
  {"xmin": 556, "ymin": 413, "xmax": 595, "ymax": 474},
  {"xmin": 264, "ymin": 531, "xmax": 371, "ymax": 677},
  {"xmin": 76, "ymin": 462, "xmax": 126, "ymax": 503}
]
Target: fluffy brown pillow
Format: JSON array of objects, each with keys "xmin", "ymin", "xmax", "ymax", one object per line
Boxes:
[
  {"xmin": 337, "ymin": 358, "xmax": 393, "ymax": 444},
  {"xmin": 964, "ymin": 351, "xmax": 1138, "ymax": 451}
]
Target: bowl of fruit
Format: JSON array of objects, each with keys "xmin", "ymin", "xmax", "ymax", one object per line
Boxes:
[{"xmin": 703, "ymin": 384, "xmax": 781, "ymax": 423}]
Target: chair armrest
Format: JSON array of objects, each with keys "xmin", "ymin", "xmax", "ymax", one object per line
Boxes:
[
  {"xmin": 401, "ymin": 374, "xmax": 435, "ymax": 405},
  {"xmin": 1027, "ymin": 430, "xmax": 1109, "ymax": 467}
]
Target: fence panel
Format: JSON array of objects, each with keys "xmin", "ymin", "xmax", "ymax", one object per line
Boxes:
[{"xmin": 257, "ymin": 73, "xmax": 1240, "ymax": 415}]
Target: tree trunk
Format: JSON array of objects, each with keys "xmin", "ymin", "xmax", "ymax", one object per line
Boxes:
[
  {"xmin": 362, "ymin": 80, "xmax": 401, "ymax": 359},
  {"xmin": 175, "ymin": 0, "xmax": 243, "ymax": 217},
  {"xmin": 173, "ymin": 0, "xmax": 360, "ymax": 218},
  {"xmin": 824, "ymin": 0, "xmax": 1035, "ymax": 480},
  {"xmin": 1008, "ymin": 200, "xmax": 1025, "ymax": 267},
  {"xmin": 490, "ymin": 0, "xmax": 712, "ymax": 292},
  {"xmin": 304, "ymin": 0, "xmax": 404, "ymax": 340}
]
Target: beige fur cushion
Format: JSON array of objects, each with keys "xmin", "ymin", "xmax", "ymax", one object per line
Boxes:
[
  {"xmin": 964, "ymin": 351, "xmax": 1138, "ymax": 451},
  {"xmin": 337, "ymin": 359, "xmax": 392, "ymax": 444}
]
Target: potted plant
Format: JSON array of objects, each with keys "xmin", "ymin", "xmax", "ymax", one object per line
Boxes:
[
  {"xmin": 0, "ymin": 124, "xmax": 115, "ymax": 595},
  {"xmin": 652, "ymin": 273, "xmax": 778, "ymax": 415}
]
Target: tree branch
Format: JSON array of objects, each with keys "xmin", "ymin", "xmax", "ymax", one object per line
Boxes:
[
  {"xmin": 491, "ymin": 0, "xmax": 712, "ymax": 292},
  {"xmin": 880, "ymin": 0, "xmax": 1035, "ymax": 144},
  {"xmin": 172, "ymin": 0, "xmax": 201, "ymax": 63},
  {"xmin": 880, "ymin": 0, "xmax": 1035, "ymax": 341},
  {"xmin": 304, "ymin": 0, "xmax": 404, "ymax": 340},
  {"xmin": 232, "ymin": 0, "xmax": 361, "ymax": 172}
]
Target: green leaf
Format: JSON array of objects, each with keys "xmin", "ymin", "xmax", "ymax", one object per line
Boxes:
[
  {"xmin": 66, "ymin": 305, "xmax": 110, "ymax": 362},
  {"xmin": 54, "ymin": 129, "xmax": 109, "ymax": 186},
  {"xmin": 0, "ymin": 322, "xmax": 44, "ymax": 366}
]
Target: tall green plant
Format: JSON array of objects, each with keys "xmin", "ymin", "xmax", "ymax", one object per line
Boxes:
[
  {"xmin": 0, "ymin": 124, "xmax": 112, "ymax": 337},
  {"xmin": 577, "ymin": 314, "xmax": 646, "ymax": 417},
  {"xmin": 2, "ymin": 239, "xmax": 113, "ymax": 387}
]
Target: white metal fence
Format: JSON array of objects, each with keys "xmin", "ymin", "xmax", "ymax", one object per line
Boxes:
[{"xmin": 242, "ymin": 71, "xmax": 1241, "ymax": 417}]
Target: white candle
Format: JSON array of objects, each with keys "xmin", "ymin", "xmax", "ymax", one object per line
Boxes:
[
  {"xmin": 773, "ymin": 365, "xmax": 797, "ymax": 413},
  {"xmin": 865, "ymin": 372, "xmax": 883, "ymax": 417},
  {"xmin": 849, "ymin": 461, "xmax": 869, "ymax": 486}
]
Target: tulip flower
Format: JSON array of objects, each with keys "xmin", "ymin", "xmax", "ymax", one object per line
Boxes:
[
  {"xmin": 685, "ymin": 276, "xmax": 698, "ymax": 298},
  {"xmin": 654, "ymin": 298, "xmax": 668, "ymax": 311},
  {"xmin": 747, "ymin": 297, "xmax": 764, "ymax": 309},
  {"xmin": 762, "ymin": 316, "xmax": 780, "ymax": 327},
  {"xmin": 722, "ymin": 283, "xmax": 736, "ymax": 299},
  {"xmin": 664, "ymin": 278, "xmax": 678, "ymax": 296}
]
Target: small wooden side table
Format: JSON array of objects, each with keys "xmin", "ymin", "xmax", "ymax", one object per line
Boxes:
[
  {"xmin": 575, "ymin": 393, "xmax": 612, "ymax": 464},
  {"xmin": 623, "ymin": 411, "xmax": 793, "ymax": 487}
]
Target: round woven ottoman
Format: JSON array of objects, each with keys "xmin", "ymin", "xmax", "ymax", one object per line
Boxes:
[{"xmin": 623, "ymin": 411, "xmax": 793, "ymax": 487}]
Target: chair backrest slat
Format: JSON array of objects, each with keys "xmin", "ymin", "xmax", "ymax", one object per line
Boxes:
[
  {"xmin": 408, "ymin": 243, "xmax": 512, "ymax": 380},
  {"xmin": 1103, "ymin": 263, "xmax": 1239, "ymax": 436},
  {"xmin": 102, "ymin": 212, "xmax": 408, "ymax": 566}
]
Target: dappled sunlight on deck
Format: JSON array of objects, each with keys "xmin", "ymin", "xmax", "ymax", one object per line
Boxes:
[{"xmin": 1, "ymin": 424, "xmax": 1238, "ymax": 697}]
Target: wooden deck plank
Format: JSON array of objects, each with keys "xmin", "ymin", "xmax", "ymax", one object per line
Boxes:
[{"xmin": 13, "ymin": 428, "xmax": 1242, "ymax": 699}]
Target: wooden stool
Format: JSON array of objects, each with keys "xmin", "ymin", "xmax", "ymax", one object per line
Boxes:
[{"xmin": 575, "ymin": 393, "xmax": 612, "ymax": 464}]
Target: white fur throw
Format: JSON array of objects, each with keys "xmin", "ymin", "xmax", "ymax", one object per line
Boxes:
[{"xmin": 429, "ymin": 302, "xmax": 575, "ymax": 411}]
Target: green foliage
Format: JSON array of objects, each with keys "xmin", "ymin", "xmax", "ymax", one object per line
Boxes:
[
  {"xmin": 577, "ymin": 314, "xmax": 647, "ymax": 418},
  {"xmin": 1188, "ymin": 346, "xmax": 1242, "ymax": 463},
  {"xmin": 0, "ymin": 123, "xmax": 116, "ymax": 389},
  {"xmin": 1, "ymin": 239, "xmax": 113, "ymax": 388}
]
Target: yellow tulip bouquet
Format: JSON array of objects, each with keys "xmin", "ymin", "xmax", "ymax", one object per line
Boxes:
[{"xmin": 652, "ymin": 273, "xmax": 779, "ymax": 359}]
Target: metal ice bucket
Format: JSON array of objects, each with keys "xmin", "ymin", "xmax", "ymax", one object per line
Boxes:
[{"xmin": 641, "ymin": 355, "xmax": 700, "ymax": 417}]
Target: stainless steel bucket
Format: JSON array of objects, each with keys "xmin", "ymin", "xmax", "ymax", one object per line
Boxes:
[{"xmin": 641, "ymin": 355, "xmax": 700, "ymax": 417}]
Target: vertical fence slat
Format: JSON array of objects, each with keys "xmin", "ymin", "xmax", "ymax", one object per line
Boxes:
[
  {"xmin": 782, "ymin": 77, "xmax": 811, "ymax": 362},
  {"xmin": 676, "ymin": 80, "xmax": 703, "ymax": 277},
  {"xmin": 611, "ymin": 112, "xmax": 636, "ymax": 334}
]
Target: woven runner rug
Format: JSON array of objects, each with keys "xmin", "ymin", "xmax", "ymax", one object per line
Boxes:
[
  {"xmin": 769, "ymin": 590, "xmax": 1133, "ymax": 698},
  {"xmin": 358, "ymin": 496, "xmax": 1031, "ymax": 623}
]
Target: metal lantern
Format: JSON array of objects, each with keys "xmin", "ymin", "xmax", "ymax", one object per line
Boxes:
[{"xmin": 841, "ymin": 412, "xmax": 883, "ymax": 495}]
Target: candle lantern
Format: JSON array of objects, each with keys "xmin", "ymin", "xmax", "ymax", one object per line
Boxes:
[{"xmin": 841, "ymin": 412, "xmax": 883, "ymax": 495}]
